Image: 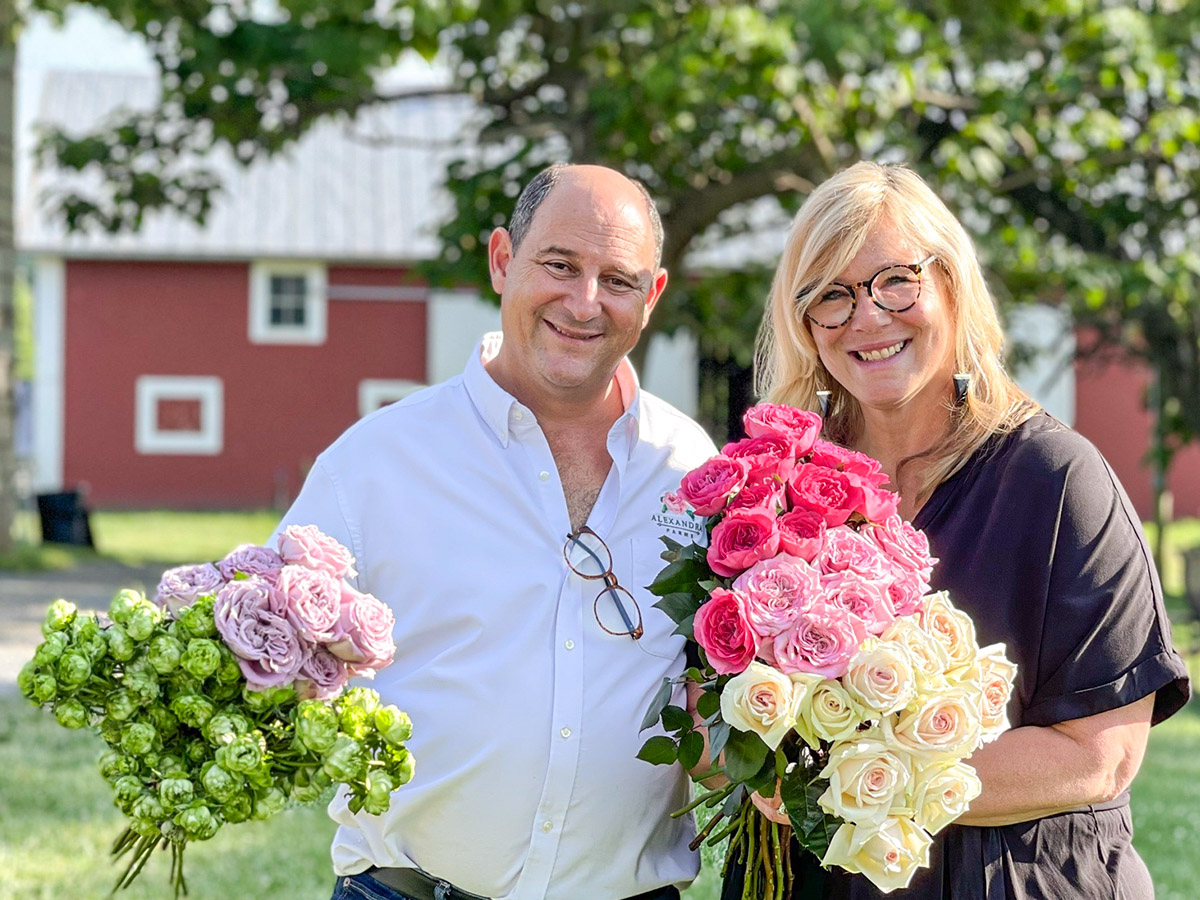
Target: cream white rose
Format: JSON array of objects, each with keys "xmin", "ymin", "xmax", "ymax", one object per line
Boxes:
[
  {"xmin": 975, "ymin": 643, "xmax": 1018, "ymax": 741},
  {"xmin": 842, "ymin": 638, "xmax": 917, "ymax": 716},
  {"xmin": 818, "ymin": 739, "xmax": 913, "ymax": 825},
  {"xmin": 720, "ymin": 661, "xmax": 802, "ymax": 750},
  {"xmin": 881, "ymin": 616, "xmax": 950, "ymax": 692},
  {"xmin": 795, "ymin": 676, "xmax": 869, "ymax": 749},
  {"xmin": 822, "ymin": 816, "xmax": 933, "ymax": 894},
  {"xmin": 884, "ymin": 687, "xmax": 982, "ymax": 761},
  {"xmin": 909, "ymin": 760, "xmax": 982, "ymax": 834},
  {"xmin": 921, "ymin": 592, "xmax": 977, "ymax": 675}
]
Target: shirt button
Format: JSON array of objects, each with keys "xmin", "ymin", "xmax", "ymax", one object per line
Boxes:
[
  {"xmin": 541, "ymin": 820, "xmax": 553, "ymax": 833},
  {"xmin": 539, "ymin": 471, "xmax": 550, "ymax": 481},
  {"xmin": 513, "ymin": 410, "xmax": 524, "ymax": 421},
  {"xmin": 499, "ymin": 431, "xmax": 507, "ymax": 441},
  {"xmin": 564, "ymin": 639, "xmax": 575, "ymax": 650},
  {"xmin": 560, "ymin": 726, "xmax": 571, "ymax": 739}
]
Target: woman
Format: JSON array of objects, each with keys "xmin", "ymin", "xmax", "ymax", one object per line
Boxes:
[{"xmin": 736, "ymin": 162, "xmax": 1190, "ymax": 899}]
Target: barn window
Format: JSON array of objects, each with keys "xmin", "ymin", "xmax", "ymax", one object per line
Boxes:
[
  {"xmin": 358, "ymin": 379, "xmax": 424, "ymax": 417},
  {"xmin": 135, "ymin": 376, "xmax": 224, "ymax": 455},
  {"xmin": 249, "ymin": 261, "xmax": 326, "ymax": 344}
]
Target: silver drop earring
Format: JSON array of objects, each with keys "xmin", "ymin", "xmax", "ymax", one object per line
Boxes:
[
  {"xmin": 953, "ymin": 373, "xmax": 971, "ymax": 405},
  {"xmin": 816, "ymin": 390, "xmax": 832, "ymax": 419}
]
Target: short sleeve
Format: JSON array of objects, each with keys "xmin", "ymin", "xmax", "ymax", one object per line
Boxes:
[
  {"xmin": 270, "ymin": 459, "xmax": 364, "ymax": 592},
  {"xmin": 1021, "ymin": 438, "xmax": 1189, "ymax": 727}
]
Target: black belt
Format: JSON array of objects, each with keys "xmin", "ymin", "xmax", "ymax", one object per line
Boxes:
[{"xmin": 364, "ymin": 867, "xmax": 680, "ymax": 900}]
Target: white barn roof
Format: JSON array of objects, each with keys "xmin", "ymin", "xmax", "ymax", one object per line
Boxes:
[{"xmin": 19, "ymin": 70, "xmax": 474, "ymax": 262}]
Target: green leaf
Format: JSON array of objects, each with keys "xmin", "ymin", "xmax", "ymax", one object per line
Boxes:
[
  {"xmin": 639, "ymin": 677, "xmax": 673, "ymax": 732},
  {"xmin": 684, "ymin": 666, "xmax": 705, "ymax": 683},
  {"xmin": 637, "ymin": 735, "xmax": 679, "ymax": 766},
  {"xmin": 671, "ymin": 614, "xmax": 696, "ymax": 640},
  {"xmin": 659, "ymin": 535, "xmax": 684, "ymax": 554},
  {"xmin": 678, "ymin": 730, "xmax": 705, "ymax": 771},
  {"xmin": 652, "ymin": 592, "xmax": 701, "ymax": 626},
  {"xmin": 647, "ymin": 558, "xmax": 708, "ymax": 598},
  {"xmin": 709, "ymin": 720, "xmax": 732, "ymax": 760},
  {"xmin": 660, "ymin": 704, "xmax": 693, "ymax": 735},
  {"xmin": 781, "ymin": 770, "xmax": 839, "ymax": 859},
  {"xmin": 723, "ymin": 727, "xmax": 771, "ymax": 783},
  {"xmin": 695, "ymin": 689, "xmax": 721, "ymax": 720}
]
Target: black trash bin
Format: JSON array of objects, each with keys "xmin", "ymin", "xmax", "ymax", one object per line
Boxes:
[{"xmin": 36, "ymin": 490, "xmax": 95, "ymax": 547}]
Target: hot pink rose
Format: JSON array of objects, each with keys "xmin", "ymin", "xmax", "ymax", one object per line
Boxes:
[
  {"xmin": 809, "ymin": 440, "xmax": 890, "ymax": 487},
  {"xmin": 678, "ymin": 456, "xmax": 750, "ymax": 517},
  {"xmin": 772, "ymin": 602, "xmax": 868, "ymax": 678},
  {"xmin": 692, "ymin": 588, "xmax": 758, "ymax": 674},
  {"xmin": 885, "ymin": 568, "xmax": 926, "ymax": 618},
  {"xmin": 787, "ymin": 464, "xmax": 864, "ymax": 527},
  {"xmin": 707, "ymin": 507, "xmax": 782, "ymax": 578},
  {"xmin": 777, "ymin": 510, "xmax": 826, "ymax": 562},
  {"xmin": 733, "ymin": 555, "xmax": 821, "ymax": 638},
  {"xmin": 155, "ymin": 563, "xmax": 225, "ymax": 615},
  {"xmin": 295, "ymin": 646, "xmax": 351, "ymax": 700},
  {"xmin": 820, "ymin": 571, "xmax": 896, "ymax": 635},
  {"xmin": 725, "ymin": 474, "xmax": 788, "ymax": 513},
  {"xmin": 850, "ymin": 478, "xmax": 901, "ymax": 523},
  {"xmin": 722, "ymin": 435, "xmax": 799, "ymax": 481},
  {"xmin": 214, "ymin": 578, "xmax": 304, "ymax": 689},
  {"xmin": 866, "ymin": 515, "xmax": 937, "ymax": 581},
  {"xmin": 742, "ymin": 403, "xmax": 822, "ymax": 456},
  {"xmin": 817, "ymin": 526, "xmax": 892, "ymax": 578},
  {"xmin": 277, "ymin": 564, "xmax": 344, "ymax": 644},
  {"xmin": 278, "ymin": 524, "xmax": 358, "ymax": 579},
  {"xmin": 328, "ymin": 586, "xmax": 396, "ymax": 671},
  {"xmin": 217, "ymin": 544, "xmax": 285, "ymax": 582}
]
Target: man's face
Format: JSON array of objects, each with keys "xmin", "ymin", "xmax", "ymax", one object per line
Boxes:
[{"xmin": 486, "ymin": 170, "xmax": 667, "ymax": 407}]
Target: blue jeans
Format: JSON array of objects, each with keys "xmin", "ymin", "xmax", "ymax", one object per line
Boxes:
[{"xmin": 330, "ymin": 873, "xmax": 419, "ymax": 900}]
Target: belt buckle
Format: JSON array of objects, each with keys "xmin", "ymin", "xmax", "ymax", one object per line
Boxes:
[{"xmin": 434, "ymin": 881, "xmax": 452, "ymax": 900}]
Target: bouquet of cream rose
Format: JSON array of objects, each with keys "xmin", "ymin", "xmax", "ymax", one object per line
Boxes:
[
  {"xmin": 638, "ymin": 404, "xmax": 1016, "ymax": 896},
  {"xmin": 19, "ymin": 525, "xmax": 413, "ymax": 897}
]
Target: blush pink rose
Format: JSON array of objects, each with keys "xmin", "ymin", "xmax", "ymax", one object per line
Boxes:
[
  {"xmin": 817, "ymin": 526, "xmax": 892, "ymax": 579},
  {"xmin": 820, "ymin": 571, "xmax": 896, "ymax": 636},
  {"xmin": 733, "ymin": 555, "xmax": 821, "ymax": 638},
  {"xmin": 328, "ymin": 586, "xmax": 396, "ymax": 671},
  {"xmin": 678, "ymin": 456, "xmax": 750, "ymax": 517},
  {"xmin": 295, "ymin": 646, "xmax": 351, "ymax": 700},
  {"xmin": 277, "ymin": 564, "xmax": 344, "ymax": 644},
  {"xmin": 214, "ymin": 578, "xmax": 304, "ymax": 689},
  {"xmin": 722, "ymin": 435, "xmax": 799, "ymax": 481},
  {"xmin": 726, "ymin": 475, "xmax": 788, "ymax": 513},
  {"xmin": 217, "ymin": 544, "xmax": 285, "ymax": 582},
  {"xmin": 885, "ymin": 568, "xmax": 927, "ymax": 619},
  {"xmin": 692, "ymin": 588, "xmax": 758, "ymax": 674},
  {"xmin": 663, "ymin": 491, "xmax": 689, "ymax": 514},
  {"xmin": 809, "ymin": 440, "xmax": 890, "ymax": 487},
  {"xmin": 707, "ymin": 507, "xmax": 782, "ymax": 578},
  {"xmin": 742, "ymin": 404, "xmax": 822, "ymax": 456},
  {"xmin": 787, "ymin": 464, "xmax": 864, "ymax": 527},
  {"xmin": 772, "ymin": 602, "xmax": 868, "ymax": 678},
  {"xmin": 866, "ymin": 515, "xmax": 937, "ymax": 581},
  {"xmin": 278, "ymin": 524, "xmax": 358, "ymax": 579},
  {"xmin": 155, "ymin": 563, "xmax": 225, "ymax": 615},
  {"xmin": 777, "ymin": 510, "xmax": 826, "ymax": 562}
]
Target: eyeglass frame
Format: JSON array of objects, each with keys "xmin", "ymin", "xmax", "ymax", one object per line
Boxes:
[
  {"xmin": 799, "ymin": 254, "xmax": 938, "ymax": 330},
  {"xmin": 563, "ymin": 526, "xmax": 644, "ymax": 640}
]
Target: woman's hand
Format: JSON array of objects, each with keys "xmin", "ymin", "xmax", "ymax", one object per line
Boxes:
[{"xmin": 750, "ymin": 783, "xmax": 791, "ymax": 825}]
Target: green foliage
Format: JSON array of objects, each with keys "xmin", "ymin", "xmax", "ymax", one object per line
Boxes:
[{"xmin": 781, "ymin": 768, "xmax": 838, "ymax": 861}]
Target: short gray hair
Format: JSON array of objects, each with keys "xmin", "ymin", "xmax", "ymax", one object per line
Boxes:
[{"xmin": 508, "ymin": 163, "xmax": 665, "ymax": 269}]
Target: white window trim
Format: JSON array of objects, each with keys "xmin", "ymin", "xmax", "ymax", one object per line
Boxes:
[
  {"xmin": 135, "ymin": 376, "xmax": 224, "ymax": 455},
  {"xmin": 248, "ymin": 260, "xmax": 327, "ymax": 345},
  {"xmin": 358, "ymin": 379, "xmax": 424, "ymax": 418}
]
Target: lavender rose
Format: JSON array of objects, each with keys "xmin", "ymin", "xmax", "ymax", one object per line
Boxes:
[
  {"xmin": 277, "ymin": 564, "xmax": 344, "ymax": 644},
  {"xmin": 213, "ymin": 577, "xmax": 303, "ymax": 689},
  {"xmin": 328, "ymin": 586, "xmax": 396, "ymax": 672},
  {"xmin": 295, "ymin": 646, "xmax": 351, "ymax": 700},
  {"xmin": 217, "ymin": 543, "xmax": 285, "ymax": 581},
  {"xmin": 278, "ymin": 524, "xmax": 357, "ymax": 579},
  {"xmin": 155, "ymin": 563, "xmax": 225, "ymax": 615}
]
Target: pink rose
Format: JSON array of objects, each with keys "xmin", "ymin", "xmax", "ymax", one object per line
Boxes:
[
  {"xmin": 155, "ymin": 563, "xmax": 225, "ymax": 615},
  {"xmin": 733, "ymin": 555, "xmax": 821, "ymax": 638},
  {"xmin": 328, "ymin": 586, "xmax": 396, "ymax": 671},
  {"xmin": 809, "ymin": 440, "xmax": 890, "ymax": 487},
  {"xmin": 726, "ymin": 474, "xmax": 788, "ymax": 513},
  {"xmin": 820, "ymin": 571, "xmax": 896, "ymax": 635},
  {"xmin": 214, "ymin": 578, "xmax": 304, "ymax": 689},
  {"xmin": 787, "ymin": 464, "xmax": 864, "ymax": 527},
  {"xmin": 277, "ymin": 564, "xmax": 344, "ymax": 644},
  {"xmin": 885, "ymin": 568, "xmax": 926, "ymax": 619},
  {"xmin": 817, "ymin": 526, "xmax": 892, "ymax": 579},
  {"xmin": 777, "ymin": 510, "xmax": 826, "ymax": 562},
  {"xmin": 707, "ymin": 506, "xmax": 782, "ymax": 578},
  {"xmin": 217, "ymin": 544, "xmax": 285, "ymax": 582},
  {"xmin": 692, "ymin": 588, "xmax": 758, "ymax": 675},
  {"xmin": 678, "ymin": 456, "xmax": 750, "ymax": 517},
  {"xmin": 772, "ymin": 602, "xmax": 868, "ymax": 678},
  {"xmin": 866, "ymin": 515, "xmax": 937, "ymax": 581},
  {"xmin": 295, "ymin": 646, "xmax": 351, "ymax": 700},
  {"xmin": 742, "ymin": 403, "xmax": 822, "ymax": 457},
  {"xmin": 722, "ymin": 435, "xmax": 799, "ymax": 481},
  {"xmin": 278, "ymin": 524, "xmax": 358, "ymax": 579},
  {"xmin": 663, "ymin": 490, "xmax": 689, "ymax": 514},
  {"xmin": 850, "ymin": 478, "xmax": 901, "ymax": 523}
]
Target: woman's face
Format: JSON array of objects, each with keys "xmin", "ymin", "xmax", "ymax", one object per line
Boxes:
[{"xmin": 807, "ymin": 221, "xmax": 957, "ymax": 418}]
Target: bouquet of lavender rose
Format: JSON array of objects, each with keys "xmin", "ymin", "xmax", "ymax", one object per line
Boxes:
[{"xmin": 19, "ymin": 525, "xmax": 414, "ymax": 897}]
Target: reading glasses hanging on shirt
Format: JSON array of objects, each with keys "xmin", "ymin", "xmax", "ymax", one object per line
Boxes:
[{"xmin": 564, "ymin": 527, "xmax": 644, "ymax": 640}]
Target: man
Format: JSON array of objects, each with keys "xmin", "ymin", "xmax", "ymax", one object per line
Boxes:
[{"xmin": 276, "ymin": 164, "xmax": 717, "ymax": 900}]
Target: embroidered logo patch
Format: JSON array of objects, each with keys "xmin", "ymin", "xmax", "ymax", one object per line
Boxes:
[{"xmin": 652, "ymin": 491, "xmax": 706, "ymax": 543}]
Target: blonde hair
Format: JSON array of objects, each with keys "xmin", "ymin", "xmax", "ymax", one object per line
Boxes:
[{"xmin": 755, "ymin": 161, "xmax": 1038, "ymax": 503}]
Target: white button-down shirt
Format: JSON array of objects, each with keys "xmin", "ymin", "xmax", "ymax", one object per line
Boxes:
[{"xmin": 274, "ymin": 335, "xmax": 717, "ymax": 900}]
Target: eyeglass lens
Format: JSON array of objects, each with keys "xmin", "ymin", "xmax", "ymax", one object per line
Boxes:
[{"xmin": 807, "ymin": 265, "xmax": 923, "ymax": 328}]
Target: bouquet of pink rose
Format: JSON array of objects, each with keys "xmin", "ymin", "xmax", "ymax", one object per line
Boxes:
[
  {"xmin": 19, "ymin": 525, "xmax": 414, "ymax": 897},
  {"xmin": 638, "ymin": 404, "xmax": 1016, "ymax": 896}
]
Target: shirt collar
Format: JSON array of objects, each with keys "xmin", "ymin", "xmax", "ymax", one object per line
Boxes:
[{"xmin": 463, "ymin": 332, "xmax": 643, "ymax": 459}]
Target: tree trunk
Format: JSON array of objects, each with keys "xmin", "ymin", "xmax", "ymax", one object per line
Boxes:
[{"xmin": 0, "ymin": 16, "xmax": 16, "ymax": 554}]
